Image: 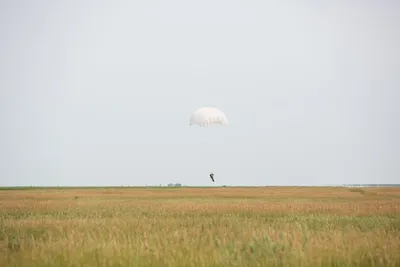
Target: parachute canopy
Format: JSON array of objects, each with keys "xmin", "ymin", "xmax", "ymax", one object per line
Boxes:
[{"xmin": 189, "ymin": 107, "xmax": 228, "ymax": 127}]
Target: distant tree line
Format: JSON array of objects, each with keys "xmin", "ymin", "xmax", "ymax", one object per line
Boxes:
[
  {"xmin": 343, "ymin": 184, "xmax": 400, "ymax": 187},
  {"xmin": 167, "ymin": 183, "xmax": 182, "ymax": 187}
]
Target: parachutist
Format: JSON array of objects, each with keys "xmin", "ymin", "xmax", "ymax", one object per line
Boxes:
[
  {"xmin": 209, "ymin": 173, "xmax": 214, "ymax": 182},
  {"xmin": 189, "ymin": 107, "xmax": 226, "ymax": 185}
]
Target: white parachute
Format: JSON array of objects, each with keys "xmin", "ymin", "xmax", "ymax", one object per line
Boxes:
[{"xmin": 189, "ymin": 107, "xmax": 228, "ymax": 127}]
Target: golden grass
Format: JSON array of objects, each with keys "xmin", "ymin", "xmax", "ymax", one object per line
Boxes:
[{"xmin": 0, "ymin": 187, "xmax": 399, "ymax": 267}]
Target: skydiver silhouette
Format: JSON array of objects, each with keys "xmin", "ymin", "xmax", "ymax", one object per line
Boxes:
[{"xmin": 209, "ymin": 173, "xmax": 214, "ymax": 182}]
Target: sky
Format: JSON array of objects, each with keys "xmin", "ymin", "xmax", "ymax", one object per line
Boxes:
[{"xmin": 0, "ymin": 0, "xmax": 399, "ymax": 186}]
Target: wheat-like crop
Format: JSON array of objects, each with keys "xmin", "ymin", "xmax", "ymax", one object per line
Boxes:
[{"xmin": 0, "ymin": 187, "xmax": 399, "ymax": 267}]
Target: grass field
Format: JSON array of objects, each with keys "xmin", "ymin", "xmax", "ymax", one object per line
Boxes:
[{"xmin": 1, "ymin": 186, "xmax": 399, "ymax": 267}]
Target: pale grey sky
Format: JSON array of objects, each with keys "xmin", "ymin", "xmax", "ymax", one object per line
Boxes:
[{"xmin": 1, "ymin": 0, "xmax": 399, "ymax": 186}]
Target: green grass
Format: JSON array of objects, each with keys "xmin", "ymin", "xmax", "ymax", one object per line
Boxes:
[{"xmin": 0, "ymin": 187, "xmax": 399, "ymax": 267}]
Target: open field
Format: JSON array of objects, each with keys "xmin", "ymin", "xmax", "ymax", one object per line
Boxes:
[{"xmin": 1, "ymin": 186, "xmax": 399, "ymax": 267}]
